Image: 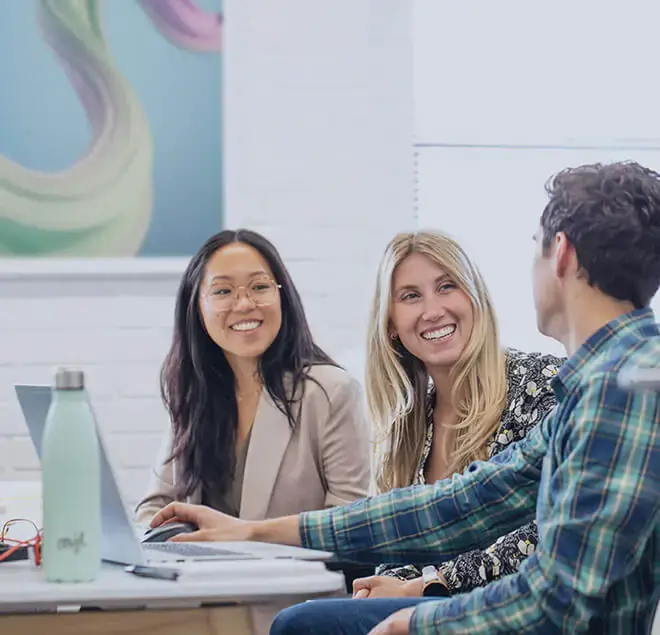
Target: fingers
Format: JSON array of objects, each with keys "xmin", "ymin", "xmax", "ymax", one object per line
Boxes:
[
  {"xmin": 352, "ymin": 575, "xmax": 375, "ymax": 598},
  {"xmin": 150, "ymin": 502, "xmax": 197, "ymax": 528}
]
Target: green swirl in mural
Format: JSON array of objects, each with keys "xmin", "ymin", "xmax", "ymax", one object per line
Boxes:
[{"xmin": 0, "ymin": 0, "xmax": 154, "ymax": 256}]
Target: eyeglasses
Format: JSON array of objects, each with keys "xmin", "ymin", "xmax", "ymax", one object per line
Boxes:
[
  {"xmin": 0, "ymin": 518, "xmax": 42, "ymax": 565},
  {"xmin": 203, "ymin": 277, "xmax": 282, "ymax": 312}
]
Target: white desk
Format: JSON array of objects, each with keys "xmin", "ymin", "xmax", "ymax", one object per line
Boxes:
[
  {"xmin": 0, "ymin": 482, "xmax": 344, "ymax": 634},
  {"xmin": 0, "ymin": 559, "xmax": 344, "ymax": 634}
]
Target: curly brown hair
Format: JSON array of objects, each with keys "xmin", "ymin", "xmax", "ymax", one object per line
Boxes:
[{"xmin": 540, "ymin": 161, "xmax": 660, "ymax": 308}]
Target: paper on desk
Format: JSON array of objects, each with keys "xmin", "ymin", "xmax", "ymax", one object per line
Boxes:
[{"xmin": 142, "ymin": 558, "xmax": 328, "ymax": 581}]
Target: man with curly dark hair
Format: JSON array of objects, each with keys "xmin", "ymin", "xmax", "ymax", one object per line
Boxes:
[
  {"xmin": 538, "ymin": 161, "xmax": 660, "ymax": 315},
  {"xmin": 149, "ymin": 161, "xmax": 660, "ymax": 635}
]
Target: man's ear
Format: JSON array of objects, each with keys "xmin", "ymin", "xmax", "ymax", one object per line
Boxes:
[{"xmin": 553, "ymin": 232, "xmax": 576, "ymax": 279}]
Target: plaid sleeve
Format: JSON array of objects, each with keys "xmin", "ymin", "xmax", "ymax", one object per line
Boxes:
[
  {"xmin": 299, "ymin": 419, "xmax": 546, "ymax": 564},
  {"xmin": 410, "ymin": 374, "xmax": 660, "ymax": 634}
]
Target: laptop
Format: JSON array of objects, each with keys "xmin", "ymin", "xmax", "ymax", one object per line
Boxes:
[{"xmin": 14, "ymin": 384, "xmax": 333, "ymax": 566}]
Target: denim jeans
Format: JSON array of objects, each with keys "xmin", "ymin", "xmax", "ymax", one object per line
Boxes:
[{"xmin": 270, "ymin": 597, "xmax": 437, "ymax": 635}]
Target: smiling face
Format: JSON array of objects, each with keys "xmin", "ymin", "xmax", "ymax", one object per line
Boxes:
[
  {"xmin": 198, "ymin": 242, "xmax": 282, "ymax": 365},
  {"xmin": 389, "ymin": 252, "xmax": 474, "ymax": 373}
]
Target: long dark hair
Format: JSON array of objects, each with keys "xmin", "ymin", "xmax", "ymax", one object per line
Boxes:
[{"xmin": 161, "ymin": 229, "xmax": 337, "ymax": 499}]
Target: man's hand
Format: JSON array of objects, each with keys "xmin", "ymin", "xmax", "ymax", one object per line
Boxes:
[
  {"xmin": 368, "ymin": 608, "xmax": 414, "ymax": 635},
  {"xmin": 150, "ymin": 502, "xmax": 303, "ymax": 546},
  {"xmin": 353, "ymin": 575, "xmax": 424, "ymax": 599},
  {"xmin": 150, "ymin": 502, "xmax": 255, "ymax": 542}
]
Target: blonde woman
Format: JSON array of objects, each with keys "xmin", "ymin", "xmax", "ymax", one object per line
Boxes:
[{"xmin": 353, "ymin": 230, "xmax": 563, "ymax": 599}]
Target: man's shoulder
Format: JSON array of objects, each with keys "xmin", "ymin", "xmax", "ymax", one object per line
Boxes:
[
  {"xmin": 562, "ymin": 335, "xmax": 660, "ymax": 431},
  {"xmin": 616, "ymin": 333, "xmax": 660, "ymax": 367},
  {"xmin": 586, "ymin": 333, "xmax": 660, "ymax": 385}
]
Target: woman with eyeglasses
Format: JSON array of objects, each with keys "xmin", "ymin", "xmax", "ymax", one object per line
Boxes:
[{"xmin": 135, "ymin": 229, "xmax": 370, "ymax": 524}]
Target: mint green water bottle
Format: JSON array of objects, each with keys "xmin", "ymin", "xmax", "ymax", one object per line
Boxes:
[{"xmin": 41, "ymin": 368, "xmax": 101, "ymax": 582}]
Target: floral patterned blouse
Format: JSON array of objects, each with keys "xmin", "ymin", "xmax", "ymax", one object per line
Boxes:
[{"xmin": 376, "ymin": 348, "xmax": 564, "ymax": 594}]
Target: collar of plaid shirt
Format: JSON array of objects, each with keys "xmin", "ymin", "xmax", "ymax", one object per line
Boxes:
[{"xmin": 552, "ymin": 307, "xmax": 659, "ymax": 399}]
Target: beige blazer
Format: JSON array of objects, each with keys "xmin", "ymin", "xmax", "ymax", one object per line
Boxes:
[{"xmin": 135, "ymin": 364, "xmax": 371, "ymax": 524}]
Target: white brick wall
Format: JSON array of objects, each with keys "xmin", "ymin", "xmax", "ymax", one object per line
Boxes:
[
  {"xmin": 0, "ymin": 0, "xmax": 415, "ymax": 510},
  {"xmin": 0, "ymin": 290, "xmax": 178, "ymax": 507}
]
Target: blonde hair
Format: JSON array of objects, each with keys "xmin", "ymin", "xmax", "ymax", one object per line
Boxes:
[{"xmin": 366, "ymin": 230, "xmax": 507, "ymax": 493}]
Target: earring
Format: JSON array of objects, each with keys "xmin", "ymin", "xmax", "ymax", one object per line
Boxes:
[{"xmin": 389, "ymin": 332, "xmax": 398, "ymax": 340}]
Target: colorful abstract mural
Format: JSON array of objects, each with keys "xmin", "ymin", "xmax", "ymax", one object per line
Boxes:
[{"xmin": 0, "ymin": 0, "xmax": 222, "ymax": 256}]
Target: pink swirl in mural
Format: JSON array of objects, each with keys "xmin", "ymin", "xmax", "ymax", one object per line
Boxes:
[{"xmin": 138, "ymin": 0, "xmax": 222, "ymax": 52}]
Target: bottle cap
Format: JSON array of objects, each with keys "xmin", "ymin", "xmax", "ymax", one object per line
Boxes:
[{"xmin": 53, "ymin": 367, "xmax": 85, "ymax": 390}]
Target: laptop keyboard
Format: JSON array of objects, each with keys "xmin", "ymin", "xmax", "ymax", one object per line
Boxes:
[{"xmin": 144, "ymin": 542, "xmax": 253, "ymax": 558}]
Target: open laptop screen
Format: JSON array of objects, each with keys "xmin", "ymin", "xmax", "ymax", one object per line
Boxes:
[{"xmin": 14, "ymin": 385, "xmax": 145, "ymax": 565}]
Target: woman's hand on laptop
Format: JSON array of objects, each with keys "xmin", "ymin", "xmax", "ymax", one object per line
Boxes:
[
  {"xmin": 150, "ymin": 502, "xmax": 303, "ymax": 546},
  {"xmin": 150, "ymin": 502, "xmax": 254, "ymax": 542}
]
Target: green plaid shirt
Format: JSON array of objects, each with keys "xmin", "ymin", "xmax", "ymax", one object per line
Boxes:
[{"xmin": 300, "ymin": 309, "xmax": 660, "ymax": 634}]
